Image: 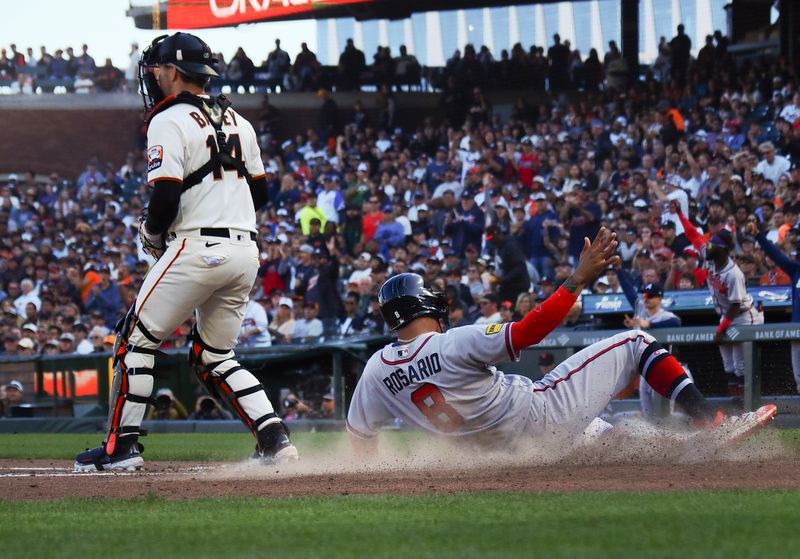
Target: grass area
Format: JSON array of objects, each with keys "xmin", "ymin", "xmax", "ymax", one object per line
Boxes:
[
  {"xmin": 0, "ymin": 432, "xmax": 350, "ymax": 461},
  {"xmin": 2, "ymin": 491, "xmax": 800, "ymax": 559},
  {"xmin": 0, "ymin": 428, "xmax": 796, "ymax": 462}
]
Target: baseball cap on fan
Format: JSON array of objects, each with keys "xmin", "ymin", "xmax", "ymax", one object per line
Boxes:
[{"xmin": 640, "ymin": 283, "xmax": 664, "ymax": 298}]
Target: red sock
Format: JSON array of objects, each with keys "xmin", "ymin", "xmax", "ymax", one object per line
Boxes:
[{"xmin": 640, "ymin": 343, "xmax": 714, "ymax": 421}]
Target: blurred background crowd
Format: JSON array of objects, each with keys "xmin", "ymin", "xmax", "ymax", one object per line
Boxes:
[{"xmin": 1, "ymin": 24, "xmax": 800, "ymax": 365}]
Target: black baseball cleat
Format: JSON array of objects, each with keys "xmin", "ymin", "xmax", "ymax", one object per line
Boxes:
[
  {"xmin": 74, "ymin": 441, "xmax": 145, "ymax": 472},
  {"xmin": 252, "ymin": 421, "xmax": 299, "ymax": 465}
]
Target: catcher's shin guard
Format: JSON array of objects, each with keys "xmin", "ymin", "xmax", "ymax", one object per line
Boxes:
[
  {"xmin": 104, "ymin": 309, "xmax": 163, "ymax": 455},
  {"xmin": 189, "ymin": 329, "xmax": 282, "ymax": 435}
]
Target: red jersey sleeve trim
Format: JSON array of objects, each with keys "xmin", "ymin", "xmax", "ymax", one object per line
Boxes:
[
  {"xmin": 504, "ymin": 322, "xmax": 520, "ymax": 361},
  {"xmin": 510, "ymin": 287, "xmax": 577, "ymax": 352},
  {"xmin": 678, "ymin": 212, "xmax": 704, "ymax": 249}
]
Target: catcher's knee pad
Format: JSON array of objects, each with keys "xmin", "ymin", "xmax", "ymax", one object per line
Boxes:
[{"xmin": 189, "ymin": 330, "xmax": 278, "ymax": 434}]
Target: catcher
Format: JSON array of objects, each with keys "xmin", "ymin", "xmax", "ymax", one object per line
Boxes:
[
  {"xmin": 75, "ymin": 33, "xmax": 297, "ymax": 471},
  {"xmin": 347, "ymin": 228, "xmax": 776, "ymax": 453}
]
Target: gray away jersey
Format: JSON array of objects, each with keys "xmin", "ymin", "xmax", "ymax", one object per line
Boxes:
[
  {"xmin": 347, "ymin": 323, "xmax": 536, "ymax": 439},
  {"xmin": 633, "ymin": 299, "xmax": 679, "ymax": 326},
  {"xmin": 706, "ymin": 257, "xmax": 753, "ymax": 315}
]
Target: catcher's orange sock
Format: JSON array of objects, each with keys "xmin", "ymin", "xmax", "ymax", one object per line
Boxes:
[{"xmin": 640, "ymin": 342, "xmax": 714, "ymax": 421}]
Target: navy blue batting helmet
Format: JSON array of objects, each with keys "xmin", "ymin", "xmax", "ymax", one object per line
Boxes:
[{"xmin": 378, "ymin": 273, "xmax": 448, "ymax": 331}]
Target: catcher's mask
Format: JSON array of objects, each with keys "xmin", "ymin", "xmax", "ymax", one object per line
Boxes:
[
  {"xmin": 138, "ymin": 32, "xmax": 219, "ymax": 117},
  {"xmin": 378, "ymin": 273, "xmax": 449, "ymax": 331}
]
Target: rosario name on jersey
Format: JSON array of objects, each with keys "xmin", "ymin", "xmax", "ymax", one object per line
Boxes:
[
  {"xmin": 146, "ymin": 102, "xmax": 266, "ymax": 234},
  {"xmin": 347, "ymin": 322, "xmax": 537, "ymax": 439}
]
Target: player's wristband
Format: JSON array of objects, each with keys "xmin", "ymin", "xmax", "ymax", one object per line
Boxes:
[{"xmin": 716, "ymin": 316, "xmax": 732, "ymax": 335}]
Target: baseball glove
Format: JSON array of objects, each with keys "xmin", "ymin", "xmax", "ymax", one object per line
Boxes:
[{"xmin": 138, "ymin": 215, "xmax": 166, "ymax": 260}]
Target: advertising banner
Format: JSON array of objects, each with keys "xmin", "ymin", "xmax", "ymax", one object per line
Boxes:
[{"xmin": 167, "ymin": 0, "xmax": 373, "ymax": 29}]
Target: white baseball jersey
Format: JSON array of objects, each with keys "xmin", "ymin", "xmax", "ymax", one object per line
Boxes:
[
  {"xmin": 347, "ymin": 323, "xmax": 535, "ymax": 439},
  {"xmin": 146, "ymin": 101, "xmax": 266, "ymax": 234},
  {"xmin": 239, "ymin": 299, "xmax": 271, "ymax": 347}
]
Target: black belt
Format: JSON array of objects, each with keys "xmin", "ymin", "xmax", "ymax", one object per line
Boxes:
[{"xmin": 200, "ymin": 228, "xmax": 257, "ymax": 242}]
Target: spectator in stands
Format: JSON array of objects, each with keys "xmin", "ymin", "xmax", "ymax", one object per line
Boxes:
[
  {"xmin": 73, "ymin": 69, "xmax": 95, "ymax": 94},
  {"xmin": 474, "ymin": 293, "xmax": 501, "ymax": 325},
  {"xmin": 73, "ymin": 322, "xmax": 93, "ymax": 354},
  {"xmin": 94, "ymin": 58, "xmax": 123, "ymax": 92},
  {"xmin": 394, "ymin": 45, "xmax": 419, "ymax": 88},
  {"xmin": 547, "ymin": 34, "xmax": 570, "ymax": 91},
  {"xmin": 264, "ymin": 39, "xmax": 291, "ymax": 89},
  {"xmin": 604, "ymin": 47, "xmax": 628, "ymax": 91},
  {"xmin": 298, "ymin": 192, "xmax": 326, "ymax": 236},
  {"xmin": 0, "ymin": 49, "xmax": 15, "ymax": 79},
  {"xmin": 85, "ymin": 265, "xmax": 121, "ymax": 328},
  {"xmin": 95, "ymin": 333, "xmax": 111, "ymax": 352},
  {"xmin": 619, "ymin": 267, "xmax": 681, "ymax": 329},
  {"xmin": 13, "ymin": 278, "xmax": 39, "ymax": 317},
  {"xmin": 373, "ymin": 46, "xmax": 394, "ymax": 87},
  {"xmin": 309, "ymin": 240, "xmax": 344, "ymax": 336},
  {"xmin": 226, "ymin": 47, "xmax": 255, "ymax": 87},
  {"xmin": 669, "ymin": 24, "xmax": 691, "ymax": 85},
  {"xmin": 755, "ymin": 142, "xmax": 791, "ymax": 184},
  {"xmin": 293, "ymin": 301, "xmax": 323, "ymax": 342},
  {"xmin": 294, "ymin": 42, "xmax": 319, "ymax": 91},
  {"xmin": 486, "ymin": 224, "xmax": 530, "ymax": 304},
  {"xmin": 269, "ymin": 297, "xmax": 296, "ymax": 343},
  {"xmin": 37, "ymin": 46, "xmax": 51, "ymax": 66},
  {"xmin": 77, "ymin": 44, "xmax": 95, "ymax": 74},
  {"xmin": 48, "ymin": 49, "xmax": 69, "ymax": 80},
  {"xmin": 58, "ymin": 333, "xmax": 75, "ymax": 354},
  {"xmin": 147, "ymin": 388, "xmax": 188, "ymax": 420},
  {"xmin": 190, "ymin": 395, "xmax": 233, "ymax": 420},
  {"xmin": 338, "ymin": 38, "xmax": 366, "ymax": 91},
  {"xmin": 64, "ymin": 47, "xmax": 80, "ymax": 78},
  {"xmin": 338, "ymin": 291, "xmax": 362, "ymax": 337},
  {"xmin": 2, "ymin": 380, "xmax": 26, "ymax": 417},
  {"xmin": 446, "ymin": 190, "xmax": 484, "ymax": 257},
  {"xmin": 696, "ymin": 35, "xmax": 716, "ymax": 74},
  {"xmin": 373, "ymin": 206, "xmax": 405, "ymax": 258},
  {"xmin": 239, "ymin": 289, "xmax": 271, "ymax": 348},
  {"xmin": 17, "ymin": 337, "xmax": 35, "ymax": 356}
]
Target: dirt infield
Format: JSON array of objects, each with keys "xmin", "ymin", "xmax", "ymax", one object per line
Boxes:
[
  {"xmin": 4, "ymin": 423, "xmax": 799, "ymax": 501},
  {"xmin": 3, "ymin": 457, "xmax": 800, "ymax": 501}
]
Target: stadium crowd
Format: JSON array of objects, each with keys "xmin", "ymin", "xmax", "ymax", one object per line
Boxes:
[
  {"xmin": 1, "ymin": 25, "xmax": 800, "ymax": 365},
  {"xmin": 0, "ymin": 24, "xmax": 722, "ymax": 94}
]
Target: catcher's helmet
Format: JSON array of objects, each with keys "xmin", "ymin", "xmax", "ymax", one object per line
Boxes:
[
  {"xmin": 138, "ymin": 33, "xmax": 218, "ymax": 114},
  {"xmin": 378, "ymin": 273, "xmax": 448, "ymax": 331}
]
